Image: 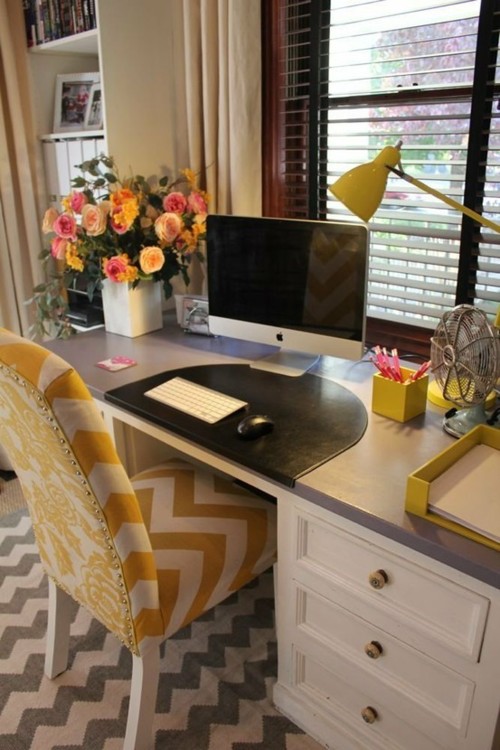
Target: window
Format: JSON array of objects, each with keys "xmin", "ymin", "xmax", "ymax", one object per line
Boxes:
[{"xmin": 262, "ymin": 0, "xmax": 500, "ymax": 355}]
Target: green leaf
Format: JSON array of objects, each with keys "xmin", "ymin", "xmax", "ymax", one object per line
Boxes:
[
  {"xmin": 162, "ymin": 278, "xmax": 173, "ymax": 299},
  {"xmin": 32, "ymin": 283, "xmax": 49, "ymax": 293}
]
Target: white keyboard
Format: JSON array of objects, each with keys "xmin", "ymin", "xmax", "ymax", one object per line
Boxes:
[{"xmin": 144, "ymin": 376, "xmax": 248, "ymax": 424}]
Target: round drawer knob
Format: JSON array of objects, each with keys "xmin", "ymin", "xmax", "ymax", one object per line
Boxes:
[
  {"xmin": 364, "ymin": 640, "xmax": 383, "ymax": 659},
  {"xmin": 361, "ymin": 706, "xmax": 378, "ymax": 724},
  {"xmin": 368, "ymin": 569, "xmax": 388, "ymax": 589}
]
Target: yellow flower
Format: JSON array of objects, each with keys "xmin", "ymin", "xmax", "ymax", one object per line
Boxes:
[
  {"xmin": 65, "ymin": 242, "xmax": 84, "ymax": 272},
  {"xmin": 61, "ymin": 195, "xmax": 72, "ymax": 213},
  {"xmin": 119, "ymin": 264, "xmax": 139, "ymax": 282},
  {"xmin": 192, "ymin": 221, "xmax": 205, "ymax": 240},
  {"xmin": 111, "ymin": 200, "xmax": 140, "ymax": 233},
  {"xmin": 181, "ymin": 168, "xmax": 196, "ymax": 188},
  {"xmin": 180, "ymin": 229, "xmax": 197, "ymax": 252}
]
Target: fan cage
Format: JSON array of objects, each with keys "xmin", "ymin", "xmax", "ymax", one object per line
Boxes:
[{"xmin": 430, "ymin": 305, "xmax": 500, "ymax": 406}]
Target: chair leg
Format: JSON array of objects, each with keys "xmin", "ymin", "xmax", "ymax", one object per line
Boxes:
[
  {"xmin": 45, "ymin": 579, "xmax": 72, "ymax": 679},
  {"xmin": 273, "ymin": 561, "xmax": 278, "ymax": 633},
  {"xmin": 123, "ymin": 647, "xmax": 160, "ymax": 750}
]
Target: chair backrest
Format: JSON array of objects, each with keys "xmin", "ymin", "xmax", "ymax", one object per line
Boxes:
[{"xmin": 0, "ymin": 329, "xmax": 162, "ymax": 656}]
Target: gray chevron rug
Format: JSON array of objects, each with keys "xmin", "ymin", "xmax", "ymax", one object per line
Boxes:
[{"xmin": 0, "ymin": 508, "xmax": 322, "ymax": 750}]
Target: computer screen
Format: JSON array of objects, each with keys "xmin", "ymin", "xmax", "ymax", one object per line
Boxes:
[{"xmin": 206, "ymin": 215, "xmax": 369, "ymax": 376}]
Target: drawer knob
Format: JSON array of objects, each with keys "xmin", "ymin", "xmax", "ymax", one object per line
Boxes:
[
  {"xmin": 368, "ymin": 569, "xmax": 388, "ymax": 589},
  {"xmin": 364, "ymin": 640, "xmax": 383, "ymax": 659},
  {"xmin": 361, "ymin": 706, "xmax": 378, "ymax": 724}
]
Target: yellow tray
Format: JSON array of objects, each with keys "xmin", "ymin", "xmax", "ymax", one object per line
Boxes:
[{"xmin": 406, "ymin": 424, "xmax": 500, "ymax": 551}]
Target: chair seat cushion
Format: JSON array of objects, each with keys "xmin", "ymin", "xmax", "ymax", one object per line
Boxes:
[{"xmin": 131, "ymin": 459, "xmax": 277, "ymax": 639}]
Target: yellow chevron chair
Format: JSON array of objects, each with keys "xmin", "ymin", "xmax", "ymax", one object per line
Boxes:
[{"xmin": 0, "ymin": 329, "xmax": 277, "ymax": 749}]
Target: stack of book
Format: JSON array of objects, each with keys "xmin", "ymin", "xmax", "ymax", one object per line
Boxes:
[{"xmin": 23, "ymin": 0, "xmax": 96, "ymax": 48}]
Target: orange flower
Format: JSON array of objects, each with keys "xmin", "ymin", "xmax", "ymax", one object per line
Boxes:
[
  {"xmin": 42, "ymin": 207, "xmax": 59, "ymax": 234},
  {"xmin": 82, "ymin": 203, "xmax": 110, "ymax": 236},
  {"xmin": 139, "ymin": 246, "xmax": 165, "ymax": 274},
  {"xmin": 154, "ymin": 212, "xmax": 182, "ymax": 244}
]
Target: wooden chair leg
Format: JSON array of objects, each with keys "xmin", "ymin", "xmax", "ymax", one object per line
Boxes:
[
  {"xmin": 45, "ymin": 578, "xmax": 73, "ymax": 679},
  {"xmin": 273, "ymin": 561, "xmax": 278, "ymax": 633},
  {"xmin": 123, "ymin": 647, "xmax": 160, "ymax": 750}
]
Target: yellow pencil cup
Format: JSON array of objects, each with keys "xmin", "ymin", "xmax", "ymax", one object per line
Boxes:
[{"xmin": 371, "ymin": 368, "xmax": 429, "ymax": 422}]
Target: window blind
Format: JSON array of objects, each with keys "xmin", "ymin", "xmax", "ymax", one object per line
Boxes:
[{"xmin": 265, "ymin": 0, "xmax": 500, "ymax": 335}]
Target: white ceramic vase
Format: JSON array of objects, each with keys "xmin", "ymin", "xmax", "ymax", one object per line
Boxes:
[{"xmin": 101, "ymin": 279, "xmax": 163, "ymax": 338}]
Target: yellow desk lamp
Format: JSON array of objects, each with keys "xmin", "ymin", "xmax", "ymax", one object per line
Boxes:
[
  {"xmin": 329, "ymin": 140, "xmax": 500, "ymax": 412},
  {"xmin": 329, "ymin": 140, "xmax": 500, "ymax": 233}
]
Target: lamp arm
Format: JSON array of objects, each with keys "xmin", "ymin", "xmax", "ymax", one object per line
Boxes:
[{"xmin": 387, "ymin": 166, "xmax": 500, "ymax": 234}]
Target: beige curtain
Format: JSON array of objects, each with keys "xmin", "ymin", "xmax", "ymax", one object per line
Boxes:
[
  {"xmin": 172, "ymin": 0, "xmax": 262, "ymax": 216},
  {"xmin": 0, "ymin": 0, "xmax": 46, "ymax": 335}
]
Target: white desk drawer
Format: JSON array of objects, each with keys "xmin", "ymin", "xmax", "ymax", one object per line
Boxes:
[
  {"xmin": 295, "ymin": 510, "xmax": 489, "ymax": 662},
  {"xmin": 295, "ymin": 583, "xmax": 475, "ymax": 744},
  {"xmin": 292, "ymin": 645, "xmax": 447, "ymax": 750}
]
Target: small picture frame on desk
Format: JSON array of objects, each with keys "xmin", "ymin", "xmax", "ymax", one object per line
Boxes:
[
  {"xmin": 84, "ymin": 83, "xmax": 103, "ymax": 130},
  {"xmin": 181, "ymin": 296, "xmax": 211, "ymax": 336},
  {"xmin": 53, "ymin": 73, "xmax": 100, "ymax": 133}
]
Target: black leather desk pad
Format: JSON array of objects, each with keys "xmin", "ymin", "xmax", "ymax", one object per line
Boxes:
[{"xmin": 104, "ymin": 364, "xmax": 367, "ymax": 487}]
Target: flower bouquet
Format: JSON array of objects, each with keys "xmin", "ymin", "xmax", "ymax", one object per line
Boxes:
[{"xmin": 29, "ymin": 155, "xmax": 209, "ymax": 339}]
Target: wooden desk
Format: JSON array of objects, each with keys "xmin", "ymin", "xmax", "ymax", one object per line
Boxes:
[{"xmin": 45, "ymin": 318, "xmax": 500, "ymax": 750}]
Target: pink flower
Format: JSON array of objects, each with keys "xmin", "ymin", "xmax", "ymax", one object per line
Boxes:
[
  {"xmin": 82, "ymin": 203, "xmax": 109, "ymax": 236},
  {"xmin": 42, "ymin": 207, "xmax": 59, "ymax": 234},
  {"xmin": 69, "ymin": 191, "xmax": 88, "ymax": 213},
  {"xmin": 139, "ymin": 246, "xmax": 165, "ymax": 274},
  {"xmin": 102, "ymin": 254, "xmax": 131, "ymax": 282},
  {"xmin": 50, "ymin": 236, "xmax": 68, "ymax": 260},
  {"xmin": 154, "ymin": 212, "xmax": 182, "ymax": 244},
  {"xmin": 187, "ymin": 191, "xmax": 208, "ymax": 215},
  {"xmin": 163, "ymin": 191, "xmax": 187, "ymax": 214},
  {"xmin": 53, "ymin": 213, "xmax": 77, "ymax": 241}
]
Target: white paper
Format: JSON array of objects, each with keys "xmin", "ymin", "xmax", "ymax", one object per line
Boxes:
[{"xmin": 428, "ymin": 444, "xmax": 500, "ymax": 543}]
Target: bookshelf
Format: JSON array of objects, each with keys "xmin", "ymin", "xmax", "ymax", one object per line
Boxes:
[
  {"xmin": 29, "ymin": 28, "xmax": 98, "ymax": 56},
  {"xmin": 24, "ymin": 0, "xmax": 181, "ymax": 198},
  {"xmin": 24, "ymin": 1, "xmax": 97, "ymax": 49},
  {"xmin": 23, "ymin": 2, "xmax": 103, "ymax": 200}
]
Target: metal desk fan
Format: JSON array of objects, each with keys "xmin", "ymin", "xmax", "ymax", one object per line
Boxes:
[{"xmin": 430, "ymin": 304, "xmax": 500, "ymax": 437}]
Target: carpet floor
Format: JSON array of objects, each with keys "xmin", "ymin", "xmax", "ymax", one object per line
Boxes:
[
  {"xmin": 0, "ymin": 507, "xmax": 322, "ymax": 750},
  {"xmin": 0, "ymin": 474, "xmax": 26, "ymax": 518}
]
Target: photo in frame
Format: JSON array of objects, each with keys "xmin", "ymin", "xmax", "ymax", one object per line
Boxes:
[
  {"xmin": 181, "ymin": 296, "xmax": 211, "ymax": 335},
  {"xmin": 84, "ymin": 83, "xmax": 103, "ymax": 130},
  {"xmin": 53, "ymin": 72, "xmax": 100, "ymax": 133}
]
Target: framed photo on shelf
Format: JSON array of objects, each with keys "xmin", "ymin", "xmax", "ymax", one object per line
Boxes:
[
  {"xmin": 53, "ymin": 72, "xmax": 100, "ymax": 133},
  {"xmin": 84, "ymin": 83, "xmax": 103, "ymax": 130}
]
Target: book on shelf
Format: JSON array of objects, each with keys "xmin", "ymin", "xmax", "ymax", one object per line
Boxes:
[{"xmin": 23, "ymin": 0, "xmax": 96, "ymax": 47}]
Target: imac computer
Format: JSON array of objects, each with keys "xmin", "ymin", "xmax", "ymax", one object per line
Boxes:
[{"xmin": 206, "ymin": 215, "xmax": 369, "ymax": 376}]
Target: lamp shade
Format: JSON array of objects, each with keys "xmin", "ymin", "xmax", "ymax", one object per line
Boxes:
[
  {"xmin": 329, "ymin": 145, "xmax": 402, "ymax": 222},
  {"xmin": 330, "ymin": 141, "xmax": 500, "ymax": 234}
]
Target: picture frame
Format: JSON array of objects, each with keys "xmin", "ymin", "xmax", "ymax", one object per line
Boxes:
[
  {"xmin": 53, "ymin": 72, "xmax": 100, "ymax": 133},
  {"xmin": 181, "ymin": 296, "xmax": 211, "ymax": 336},
  {"xmin": 84, "ymin": 83, "xmax": 103, "ymax": 130}
]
